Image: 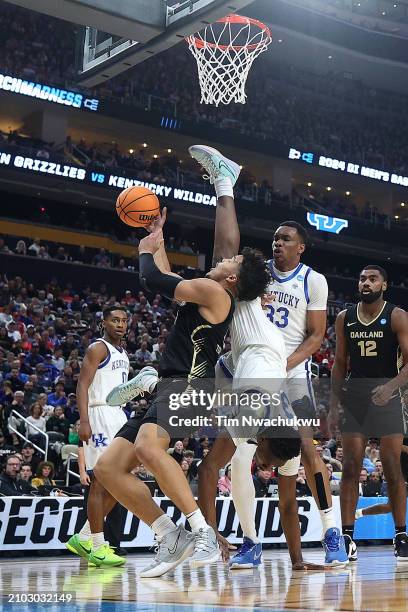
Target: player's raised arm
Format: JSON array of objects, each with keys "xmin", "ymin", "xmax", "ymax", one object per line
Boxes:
[
  {"xmin": 189, "ymin": 145, "xmax": 241, "ymax": 264},
  {"xmin": 77, "ymin": 342, "xmax": 108, "ymax": 443},
  {"xmin": 372, "ymin": 308, "xmax": 408, "ymax": 406},
  {"xmin": 145, "ymin": 207, "xmax": 182, "ymax": 278}
]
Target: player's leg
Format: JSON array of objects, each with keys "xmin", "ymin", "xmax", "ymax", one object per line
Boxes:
[
  {"xmin": 94, "ymin": 436, "xmax": 195, "ymax": 576},
  {"xmin": 340, "ymin": 434, "xmax": 366, "ymax": 561},
  {"xmin": 135, "ymin": 422, "xmax": 220, "ymax": 568},
  {"xmin": 229, "ymin": 440, "xmax": 263, "ymax": 569},
  {"xmin": 356, "ymin": 503, "xmax": 391, "ymax": 519},
  {"xmin": 379, "ymin": 434, "xmax": 408, "ymax": 560}
]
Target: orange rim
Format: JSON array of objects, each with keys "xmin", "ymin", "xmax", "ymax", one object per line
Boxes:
[{"xmin": 187, "ymin": 14, "xmax": 272, "ymax": 52}]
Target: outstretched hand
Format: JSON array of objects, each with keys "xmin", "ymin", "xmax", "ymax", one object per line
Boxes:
[
  {"xmin": 216, "ymin": 532, "xmax": 237, "ymax": 563},
  {"xmin": 138, "ymin": 230, "xmax": 164, "ymax": 255},
  {"xmin": 146, "ymin": 207, "xmax": 167, "ymax": 234}
]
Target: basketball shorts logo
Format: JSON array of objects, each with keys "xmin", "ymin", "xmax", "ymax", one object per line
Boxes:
[{"xmin": 92, "ymin": 433, "xmax": 109, "ymax": 448}]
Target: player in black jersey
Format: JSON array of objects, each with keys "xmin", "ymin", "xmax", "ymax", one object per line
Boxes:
[
  {"xmin": 329, "ymin": 265, "xmax": 408, "ymax": 562},
  {"xmin": 94, "ymin": 154, "xmax": 273, "ymax": 577}
]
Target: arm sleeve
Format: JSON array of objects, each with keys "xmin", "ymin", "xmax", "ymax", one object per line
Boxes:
[
  {"xmin": 139, "ymin": 253, "xmax": 182, "ymax": 299},
  {"xmin": 306, "ymin": 271, "xmax": 328, "ymax": 311}
]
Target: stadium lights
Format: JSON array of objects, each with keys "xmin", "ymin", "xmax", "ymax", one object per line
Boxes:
[
  {"xmin": 345, "ymin": 191, "xmax": 351, "ymax": 196},
  {"xmin": 143, "ymin": 143, "xmax": 148, "ymax": 148},
  {"xmin": 328, "ymin": 55, "xmax": 333, "ymax": 60},
  {"xmin": 307, "ymin": 182, "xmax": 312, "ymax": 187},
  {"xmin": 153, "ymin": 154, "xmax": 159, "ymax": 159},
  {"xmin": 401, "ymin": 202, "xmax": 405, "ymax": 207},
  {"xmin": 395, "ymin": 215, "xmax": 399, "ymax": 219},
  {"xmin": 167, "ymin": 148, "xmax": 172, "ymax": 153},
  {"xmin": 278, "ymin": 39, "xmax": 283, "ymax": 43},
  {"xmin": 240, "ymin": 165, "xmax": 243, "ymax": 170},
  {"xmin": 326, "ymin": 186, "xmax": 332, "ymax": 191},
  {"xmin": 129, "ymin": 148, "xmax": 134, "ymax": 154}
]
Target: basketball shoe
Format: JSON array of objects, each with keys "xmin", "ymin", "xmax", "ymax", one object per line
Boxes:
[
  {"xmin": 65, "ymin": 534, "xmax": 92, "ymax": 561},
  {"xmin": 188, "ymin": 144, "xmax": 241, "ymax": 187},
  {"xmin": 229, "ymin": 537, "xmax": 262, "ymax": 569},
  {"xmin": 343, "ymin": 534, "xmax": 358, "ymax": 562},
  {"xmin": 394, "ymin": 532, "xmax": 408, "ymax": 561},
  {"xmin": 322, "ymin": 528, "xmax": 349, "ymax": 565},
  {"xmin": 106, "ymin": 366, "xmax": 158, "ymax": 406},
  {"xmin": 140, "ymin": 524, "xmax": 195, "ymax": 578},
  {"xmin": 190, "ymin": 526, "xmax": 220, "ymax": 569},
  {"xmin": 88, "ymin": 543, "xmax": 126, "ymax": 567}
]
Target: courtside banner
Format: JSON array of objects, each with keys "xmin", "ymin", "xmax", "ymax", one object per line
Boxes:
[{"xmin": 0, "ymin": 496, "xmax": 344, "ymax": 551}]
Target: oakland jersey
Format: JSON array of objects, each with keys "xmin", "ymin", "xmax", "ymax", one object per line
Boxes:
[
  {"xmin": 344, "ymin": 302, "xmax": 401, "ymax": 380},
  {"xmin": 88, "ymin": 339, "xmax": 129, "ymax": 407},
  {"xmin": 267, "ymin": 261, "xmax": 328, "ymax": 363}
]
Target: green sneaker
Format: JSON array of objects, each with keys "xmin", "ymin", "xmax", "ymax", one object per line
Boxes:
[
  {"xmin": 65, "ymin": 534, "xmax": 92, "ymax": 560},
  {"xmin": 88, "ymin": 544, "xmax": 126, "ymax": 567},
  {"xmin": 188, "ymin": 144, "xmax": 241, "ymax": 187}
]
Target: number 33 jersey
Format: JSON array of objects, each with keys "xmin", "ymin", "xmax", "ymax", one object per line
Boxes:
[{"xmin": 267, "ymin": 262, "xmax": 328, "ymax": 370}]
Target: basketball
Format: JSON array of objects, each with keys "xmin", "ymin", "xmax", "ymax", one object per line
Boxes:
[{"xmin": 116, "ymin": 186, "xmax": 160, "ymax": 227}]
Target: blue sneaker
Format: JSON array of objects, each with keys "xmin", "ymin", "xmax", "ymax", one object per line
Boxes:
[
  {"xmin": 229, "ymin": 537, "xmax": 262, "ymax": 569},
  {"xmin": 323, "ymin": 527, "xmax": 349, "ymax": 565}
]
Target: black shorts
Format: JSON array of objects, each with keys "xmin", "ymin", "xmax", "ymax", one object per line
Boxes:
[
  {"xmin": 341, "ymin": 392, "xmax": 405, "ymax": 437},
  {"xmin": 115, "ymin": 377, "xmax": 217, "ymax": 442}
]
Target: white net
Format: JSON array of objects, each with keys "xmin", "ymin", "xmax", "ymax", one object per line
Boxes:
[{"xmin": 186, "ymin": 14, "xmax": 272, "ymax": 107}]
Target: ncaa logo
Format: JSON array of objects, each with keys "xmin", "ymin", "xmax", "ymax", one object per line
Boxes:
[{"xmin": 380, "ymin": 318, "xmax": 387, "ymax": 325}]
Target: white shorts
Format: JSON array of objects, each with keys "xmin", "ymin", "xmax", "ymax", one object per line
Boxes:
[
  {"xmin": 277, "ymin": 453, "xmax": 301, "ymax": 477},
  {"xmin": 286, "ymin": 358, "xmax": 316, "ymax": 418},
  {"xmin": 84, "ymin": 405, "xmax": 128, "ymax": 470}
]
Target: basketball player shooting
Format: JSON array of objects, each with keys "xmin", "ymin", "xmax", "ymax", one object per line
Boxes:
[
  {"xmin": 329, "ymin": 266, "xmax": 408, "ymax": 561},
  {"xmin": 94, "ymin": 157, "xmax": 271, "ymax": 577}
]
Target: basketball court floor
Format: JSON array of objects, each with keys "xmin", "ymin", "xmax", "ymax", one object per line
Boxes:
[{"xmin": 1, "ymin": 547, "xmax": 407, "ymax": 611}]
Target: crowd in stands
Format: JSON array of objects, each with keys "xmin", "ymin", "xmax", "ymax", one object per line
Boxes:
[
  {"xmin": 1, "ymin": 3, "xmax": 408, "ymax": 174},
  {"xmin": 0, "ymin": 272, "xmax": 406, "ymax": 501}
]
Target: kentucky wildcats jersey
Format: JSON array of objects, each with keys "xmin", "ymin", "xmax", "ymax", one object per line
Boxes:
[
  {"xmin": 344, "ymin": 302, "xmax": 401, "ymax": 379},
  {"xmin": 88, "ymin": 339, "xmax": 129, "ymax": 407},
  {"xmin": 230, "ymin": 297, "xmax": 286, "ymax": 367},
  {"xmin": 267, "ymin": 261, "xmax": 328, "ymax": 358}
]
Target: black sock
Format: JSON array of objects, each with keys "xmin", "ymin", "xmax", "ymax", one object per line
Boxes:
[
  {"xmin": 343, "ymin": 525, "xmax": 354, "ymax": 539},
  {"xmin": 396, "ymin": 525, "xmax": 406, "ymax": 536}
]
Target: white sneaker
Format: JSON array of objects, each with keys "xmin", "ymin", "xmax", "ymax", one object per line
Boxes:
[
  {"xmin": 188, "ymin": 144, "xmax": 241, "ymax": 186},
  {"xmin": 189, "ymin": 526, "xmax": 220, "ymax": 569},
  {"xmin": 105, "ymin": 366, "xmax": 158, "ymax": 406},
  {"xmin": 140, "ymin": 525, "xmax": 195, "ymax": 578}
]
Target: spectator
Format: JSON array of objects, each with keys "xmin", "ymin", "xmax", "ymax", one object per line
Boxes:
[
  {"xmin": 0, "ymin": 429, "xmax": 16, "ymax": 461},
  {"xmin": 68, "ymin": 419, "xmax": 80, "ymax": 445},
  {"xmin": 296, "ymin": 466, "xmax": 312, "ymax": 497},
  {"xmin": 47, "ymin": 382, "xmax": 67, "ymax": 408},
  {"xmin": 218, "ymin": 464, "xmax": 232, "ymax": 496},
  {"xmin": 31, "ymin": 461, "xmax": 57, "ymax": 488},
  {"xmin": 37, "ymin": 393, "xmax": 54, "ymax": 419},
  {"xmin": 21, "ymin": 442, "xmax": 41, "ymax": 474},
  {"xmin": 0, "ymin": 454, "xmax": 35, "ymax": 495},
  {"xmin": 168, "ymin": 440, "xmax": 184, "ymax": 464},
  {"xmin": 196, "ymin": 436, "xmax": 210, "ymax": 459},
  {"xmin": 46, "ymin": 405, "xmax": 70, "ymax": 441},
  {"xmin": 25, "ymin": 402, "xmax": 47, "ymax": 443},
  {"xmin": 253, "ymin": 467, "xmax": 275, "ymax": 497},
  {"xmin": 18, "ymin": 462, "xmax": 33, "ymax": 485},
  {"xmin": 135, "ymin": 341, "xmax": 152, "ymax": 365},
  {"xmin": 363, "ymin": 472, "xmax": 382, "ymax": 497},
  {"xmin": 28, "ymin": 238, "xmax": 41, "ymax": 256},
  {"xmin": 65, "ymin": 393, "xmax": 79, "ymax": 425}
]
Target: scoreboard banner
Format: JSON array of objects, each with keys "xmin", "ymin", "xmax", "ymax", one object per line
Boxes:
[
  {"xmin": 0, "ymin": 150, "xmax": 218, "ymax": 207},
  {"xmin": 4, "ymin": 494, "xmax": 395, "ymax": 552}
]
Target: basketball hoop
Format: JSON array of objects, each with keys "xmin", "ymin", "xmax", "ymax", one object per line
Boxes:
[{"xmin": 186, "ymin": 14, "xmax": 272, "ymax": 107}]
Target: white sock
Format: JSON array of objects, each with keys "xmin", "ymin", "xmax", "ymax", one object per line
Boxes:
[
  {"xmin": 355, "ymin": 509, "xmax": 363, "ymax": 520},
  {"xmin": 142, "ymin": 373, "xmax": 158, "ymax": 393},
  {"xmin": 78, "ymin": 520, "xmax": 92, "ymax": 540},
  {"xmin": 91, "ymin": 532, "xmax": 106, "ymax": 549},
  {"xmin": 186, "ymin": 509, "xmax": 207, "ymax": 533},
  {"xmin": 214, "ymin": 177, "xmax": 233, "ymax": 199},
  {"xmin": 319, "ymin": 507, "xmax": 336, "ymax": 532},
  {"xmin": 231, "ymin": 443, "xmax": 259, "ymax": 543},
  {"xmin": 151, "ymin": 514, "xmax": 177, "ymax": 539}
]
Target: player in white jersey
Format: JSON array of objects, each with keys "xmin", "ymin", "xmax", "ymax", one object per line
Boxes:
[
  {"xmin": 66, "ymin": 306, "xmax": 130, "ymax": 568},
  {"xmin": 266, "ymin": 221, "xmax": 347, "ymax": 564},
  {"xmin": 189, "ymin": 144, "xmax": 303, "ymax": 568}
]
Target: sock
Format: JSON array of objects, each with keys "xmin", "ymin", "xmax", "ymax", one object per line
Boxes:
[
  {"xmin": 151, "ymin": 515, "xmax": 177, "ymax": 539},
  {"xmin": 231, "ymin": 442, "xmax": 260, "ymax": 544},
  {"xmin": 355, "ymin": 509, "xmax": 363, "ymax": 520},
  {"xmin": 342, "ymin": 525, "xmax": 354, "ymax": 540},
  {"xmin": 78, "ymin": 520, "xmax": 92, "ymax": 540},
  {"xmin": 214, "ymin": 177, "xmax": 233, "ymax": 199},
  {"xmin": 319, "ymin": 507, "xmax": 336, "ymax": 532},
  {"xmin": 186, "ymin": 509, "xmax": 207, "ymax": 533},
  {"xmin": 91, "ymin": 532, "xmax": 106, "ymax": 549},
  {"xmin": 396, "ymin": 525, "xmax": 406, "ymax": 535}
]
